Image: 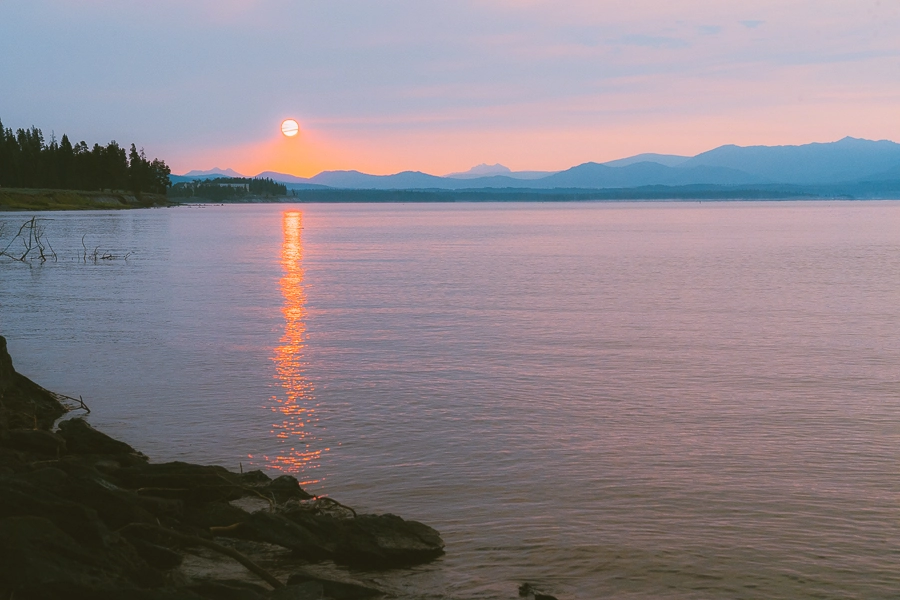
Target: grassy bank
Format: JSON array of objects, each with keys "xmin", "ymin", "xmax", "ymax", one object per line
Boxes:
[{"xmin": 0, "ymin": 188, "xmax": 172, "ymax": 211}]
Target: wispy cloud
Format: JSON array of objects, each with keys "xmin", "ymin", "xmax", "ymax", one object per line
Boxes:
[{"xmin": 2, "ymin": 0, "xmax": 898, "ymax": 173}]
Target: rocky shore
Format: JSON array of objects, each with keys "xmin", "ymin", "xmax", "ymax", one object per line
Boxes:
[{"xmin": 0, "ymin": 335, "xmax": 444, "ymax": 599}]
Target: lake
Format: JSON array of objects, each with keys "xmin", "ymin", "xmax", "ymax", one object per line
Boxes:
[{"xmin": 2, "ymin": 201, "xmax": 900, "ymax": 599}]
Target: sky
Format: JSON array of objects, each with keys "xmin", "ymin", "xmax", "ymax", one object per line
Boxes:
[{"xmin": 2, "ymin": 0, "xmax": 899, "ymax": 176}]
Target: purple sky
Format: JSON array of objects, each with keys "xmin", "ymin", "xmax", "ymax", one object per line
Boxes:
[{"xmin": 2, "ymin": 1, "xmax": 898, "ymax": 175}]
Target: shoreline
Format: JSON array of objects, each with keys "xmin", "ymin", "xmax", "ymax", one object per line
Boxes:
[
  {"xmin": 0, "ymin": 335, "xmax": 444, "ymax": 599},
  {"xmin": 0, "ymin": 188, "xmax": 171, "ymax": 211}
]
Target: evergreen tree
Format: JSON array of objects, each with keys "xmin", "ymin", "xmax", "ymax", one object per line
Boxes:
[{"xmin": 0, "ymin": 117, "xmax": 171, "ymax": 194}]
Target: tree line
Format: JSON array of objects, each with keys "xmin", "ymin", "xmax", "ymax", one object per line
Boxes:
[
  {"xmin": 170, "ymin": 177, "xmax": 287, "ymax": 201},
  {"xmin": 0, "ymin": 118, "xmax": 171, "ymax": 194}
]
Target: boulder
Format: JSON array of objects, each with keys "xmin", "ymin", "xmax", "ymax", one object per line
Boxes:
[
  {"xmin": 287, "ymin": 568, "xmax": 383, "ymax": 599},
  {"xmin": 185, "ymin": 501, "xmax": 252, "ymax": 530},
  {"xmin": 58, "ymin": 417, "xmax": 140, "ymax": 456},
  {"xmin": 261, "ymin": 475, "xmax": 313, "ymax": 503},
  {"xmin": 0, "ymin": 335, "xmax": 67, "ymax": 430},
  {"xmin": 269, "ymin": 581, "xmax": 324, "ymax": 600},
  {"xmin": 113, "ymin": 461, "xmax": 248, "ymax": 505},
  {"xmin": 130, "ymin": 537, "xmax": 184, "ymax": 570},
  {"xmin": 4, "ymin": 428, "xmax": 66, "ymax": 455},
  {"xmin": 518, "ymin": 583, "xmax": 559, "ymax": 600},
  {"xmin": 0, "ymin": 515, "xmax": 164, "ymax": 597},
  {"xmin": 188, "ymin": 579, "xmax": 269, "ymax": 600},
  {"xmin": 335, "ymin": 514, "xmax": 445, "ymax": 568},
  {"xmin": 235, "ymin": 511, "xmax": 336, "ymax": 560},
  {"xmin": 0, "ymin": 477, "xmax": 109, "ymax": 545},
  {"xmin": 0, "ymin": 516, "xmax": 120, "ymax": 593}
]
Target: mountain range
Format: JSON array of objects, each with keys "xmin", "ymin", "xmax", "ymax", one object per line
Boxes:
[{"xmin": 175, "ymin": 137, "xmax": 900, "ymax": 192}]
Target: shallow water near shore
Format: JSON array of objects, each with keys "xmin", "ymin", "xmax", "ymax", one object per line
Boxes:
[{"xmin": 2, "ymin": 201, "xmax": 900, "ymax": 599}]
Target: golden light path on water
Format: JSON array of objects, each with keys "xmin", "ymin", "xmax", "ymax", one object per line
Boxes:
[{"xmin": 266, "ymin": 210, "xmax": 325, "ymax": 484}]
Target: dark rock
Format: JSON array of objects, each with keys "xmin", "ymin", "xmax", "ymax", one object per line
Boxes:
[
  {"xmin": 239, "ymin": 470, "xmax": 272, "ymax": 484},
  {"xmin": 0, "ymin": 515, "xmax": 163, "ymax": 596},
  {"xmin": 0, "ymin": 477, "xmax": 109, "ymax": 545},
  {"xmin": 190, "ymin": 579, "xmax": 269, "ymax": 600},
  {"xmin": 11, "ymin": 585, "xmax": 209, "ymax": 600},
  {"xmin": 287, "ymin": 568, "xmax": 383, "ymax": 599},
  {"xmin": 0, "ymin": 446, "xmax": 27, "ymax": 473},
  {"xmin": 269, "ymin": 581, "xmax": 324, "ymax": 600},
  {"xmin": 130, "ymin": 537, "xmax": 184, "ymax": 570},
  {"xmin": 262, "ymin": 475, "xmax": 313, "ymax": 503},
  {"xmin": 15, "ymin": 467, "xmax": 70, "ymax": 494},
  {"xmin": 114, "ymin": 461, "xmax": 248, "ymax": 505},
  {"xmin": 0, "ymin": 335, "xmax": 67, "ymax": 430},
  {"xmin": 185, "ymin": 500, "xmax": 252, "ymax": 530},
  {"xmin": 4, "ymin": 428, "xmax": 67, "ymax": 455},
  {"xmin": 237, "ymin": 511, "xmax": 336, "ymax": 560},
  {"xmin": 58, "ymin": 417, "xmax": 140, "ymax": 456},
  {"xmin": 0, "ymin": 515, "xmax": 119, "ymax": 593},
  {"xmin": 334, "ymin": 514, "xmax": 445, "ymax": 568},
  {"xmin": 519, "ymin": 583, "xmax": 559, "ymax": 600}
]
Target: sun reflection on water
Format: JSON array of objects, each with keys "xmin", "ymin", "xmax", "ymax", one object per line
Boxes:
[{"xmin": 268, "ymin": 210, "xmax": 325, "ymax": 484}]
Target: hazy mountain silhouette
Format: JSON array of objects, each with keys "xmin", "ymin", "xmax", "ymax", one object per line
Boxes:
[
  {"xmin": 531, "ymin": 161, "xmax": 762, "ymax": 188},
  {"xmin": 863, "ymin": 164, "xmax": 900, "ymax": 181},
  {"xmin": 179, "ymin": 137, "xmax": 900, "ymax": 195},
  {"xmin": 182, "ymin": 167, "xmax": 245, "ymax": 178},
  {"xmin": 603, "ymin": 153, "xmax": 690, "ymax": 168},
  {"xmin": 444, "ymin": 163, "xmax": 558, "ymax": 180},
  {"xmin": 681, "ymin": 137, "xmax": 900, "ymax": 184}
]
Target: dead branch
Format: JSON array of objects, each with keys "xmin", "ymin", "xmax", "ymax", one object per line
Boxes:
[{"xmin": 119, "ymin": 523, "xmax": 284, "ymax": 589}]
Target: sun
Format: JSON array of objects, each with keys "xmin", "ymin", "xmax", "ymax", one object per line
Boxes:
[{"xmin": 281, "ymin": 119, "xmax": 300, "ymax": 137}]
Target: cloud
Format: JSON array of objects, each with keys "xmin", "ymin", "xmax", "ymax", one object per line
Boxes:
[{"xmin": 2, "ymin": 0, "xmax": 899, "ymax": 173}]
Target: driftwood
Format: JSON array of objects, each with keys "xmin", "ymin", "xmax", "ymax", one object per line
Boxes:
[
  {"xmin": 119, "ymin": 522, "xmax": 284, "ymax": 589},
  {"xmin": 0, "ymin": 216, "xmax": 57, "ymax": 263}
]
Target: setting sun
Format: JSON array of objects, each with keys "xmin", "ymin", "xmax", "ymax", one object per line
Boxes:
[{"xmin": 281, "ymin": 119, "xmax": 299, "ymax": 138}]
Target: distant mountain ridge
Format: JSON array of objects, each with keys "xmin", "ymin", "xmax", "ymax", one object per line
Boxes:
[
  {"xmin": 178, "ymin": 137, "xmax": 900, "ymax": 192},
  {"xmin": 182, "ymin": 167, "xmax": 246, "ymax": 178},
  {"xmin": 444, "ymin": 163, "xmax": 558, "ymax": 180}
]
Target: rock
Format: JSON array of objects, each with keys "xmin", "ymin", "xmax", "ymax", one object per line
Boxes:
[
  {"xmin": 236, "ymin": 511, "xmax": 336, "ymax": 560},
  {"xmin": 4, "ymin": 428, "xmax": 67, "ymax": 455},
  {"xmin": 113, "ymin": 461, "xmax": 249, "ymax": 505},
  {"xmin": 0, "ymin": 515, "xmax": 163, "ymax": 596},
  {"xmin": 287, "ymin": 568, "xmax": 383, "ymax": 599},
  {"xmin": 335, "ymin": 514, "xmax": 445, "ymax": 568},
  {"xmin": 185, "ymin": 500, "xmax": 252, "ymax": 530},
  {"xmin": 130, "ymin": 537, "xmax": 184, "ymax": 570},
  {"xmin": 189, "ymin": 579, "xmax": 269, "ymax": 600},
  {"xmin": 15, "ymin": 467, "xmax": 70, "ymax": 495},
  {"xmin": 0, "ymin": 335, "xmax": 67, "ymax": 430},
  {"xmin": 0, "ymin": 515, "xmax": 120, "ymax": 592},
  {"xmin": 58, "ymin": 417, "xmax": 140, "ymax": 456},
  {"xmin": 518, "ymin": 583, "xmax": 559, "ymax": 600},
  {"xmin": 239, "ymin": 470, "xmax": 272, "ymax": 485},
  {"xmin": 0, "ymin": 477, "xmax": 109, "ymax": 545},
  {"xmin": 269, "ymin": 581, "xmax": 324, "ymax": 600},
  {"xmin": 262, "ymin": 475, "xmax": 313, "ymax": 503}
]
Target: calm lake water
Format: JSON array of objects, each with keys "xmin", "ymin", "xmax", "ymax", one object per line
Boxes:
[{"xmin": 2, "ymin": 201, "xmax": 900, "ymax": 599}]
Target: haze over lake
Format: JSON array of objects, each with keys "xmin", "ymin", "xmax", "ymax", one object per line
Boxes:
[{"xmin": 2, "ymin": 201, "xmax": 900, "ymax": 599}]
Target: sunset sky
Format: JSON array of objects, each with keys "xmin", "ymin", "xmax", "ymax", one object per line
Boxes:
[{"xmin": 2, "ymin": 1, "xmax": 898, "ymax": 176}]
